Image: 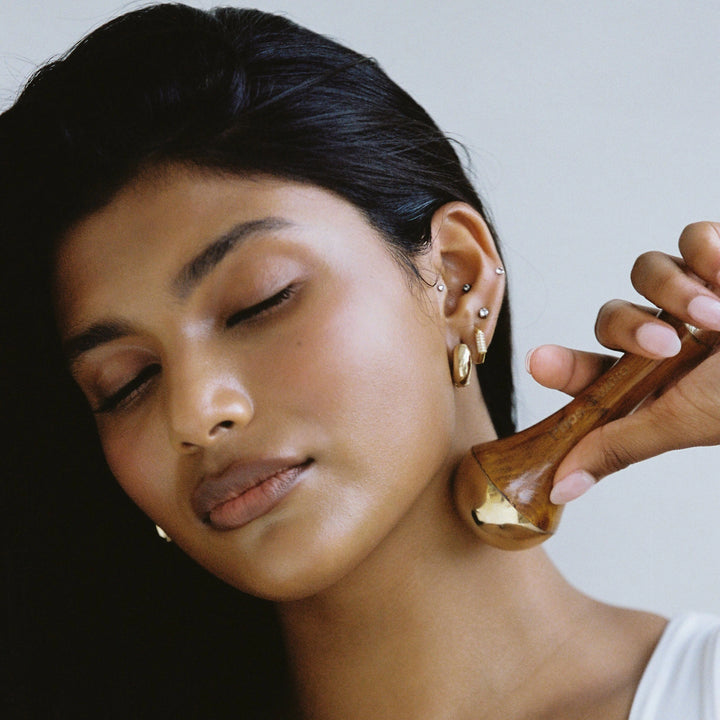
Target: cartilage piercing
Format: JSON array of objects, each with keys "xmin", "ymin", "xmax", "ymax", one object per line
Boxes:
[{"xmin": 474, "ymin": 328, "xmax": 488, "ymax": 364}]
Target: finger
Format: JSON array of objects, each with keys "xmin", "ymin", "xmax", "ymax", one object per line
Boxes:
[
  {"xmin": 594, "ymin": 299, "xmax": 681, "ymax": 358},
  {"xmin": 549, "ymin": 384, "xmax": 720, "ymax": 504},
  {"xmin": 526, "ymin": 344, "xmax": 616, "ymax": 397},
  {"xmin": 631, "ymin": 250, "xmax": 720, "ymax": 331},
  {"xmin": 548, "ymin": 409, "xmax": 663, "ymax": 504},
  {"xmin": 677, "ymin": 221, "xmax": 720, "ymax": 288}
]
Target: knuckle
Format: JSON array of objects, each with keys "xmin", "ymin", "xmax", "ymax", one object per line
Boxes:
[
  {"xmin": 678, "ymin": 223, "xmax": 702, "ymax": 256},
  {"xmin": 595, "ymin": 424, "xmax": 639, "ymax": 475},
  {"xmin": 680, "ymin": 221, "xmax": 705, "ymax": 235},
  {"xmin": 630, "ymin": 251, "xmax": 652, "ymax": 276},
  {"xmin": 661, "ymin": 380, "xmax": 720, "ymax": 438},
  {"xmin": 594, "ymin": 299, "xmax": 627, "ymax": 347},
  {"xmin": 630, "ymin": 251, "xmax": 664, "ymax": 289},
  {"xmin": 594, "ymin": 299, "xmax": 624, "ymax": 338},
  {"xmin": 679, "ymin": 221, "xmax": 710, "ymax": 241},
  {"xmin": 679, "ymin": 221, "xmax": 720, "ymax": 256},
  {"xmin": 677, "ymin": 222, "xmax": 720, "ymax": 283}
]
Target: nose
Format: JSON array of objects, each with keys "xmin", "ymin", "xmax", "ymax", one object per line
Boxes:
[{"xmin": 166, "ymin": 353, "xmax": 254, "ymax": 452}]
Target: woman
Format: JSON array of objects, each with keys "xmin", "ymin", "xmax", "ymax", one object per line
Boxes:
[{"xmin": 2, "ymin": 5, "xmax": 718, "ymax": 718}]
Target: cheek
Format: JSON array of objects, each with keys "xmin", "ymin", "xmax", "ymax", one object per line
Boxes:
[
  {"xmin": 99, "ymin": 416, "xmax": 178, "ymax": 521},
  {"xmin": 246, "ymin": 290, "xmax": 457, "ymax": 596},
  {"xmin": 276, "ymin": 279, "xmax": 456, "ymax": 515}
]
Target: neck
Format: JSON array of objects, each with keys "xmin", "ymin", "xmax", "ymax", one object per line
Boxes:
[{"xmin": 276, "ymin": 466, "xmax": 597, "ymax": 720}]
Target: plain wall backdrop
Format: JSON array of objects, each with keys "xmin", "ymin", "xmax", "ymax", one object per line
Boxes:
[{"xmin": 2, "ymin": 0, "xmax": 719, "ymax": 616}]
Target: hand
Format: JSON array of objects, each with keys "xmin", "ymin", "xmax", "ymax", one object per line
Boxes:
[{"xmin": 525, "ymin": 222, "xmax": 720, "ymax": 504}]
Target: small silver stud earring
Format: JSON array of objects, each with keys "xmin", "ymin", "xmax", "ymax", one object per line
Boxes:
[
  {"xmin": 437, "ymin": 282, "xmax": 446, "ymax": 292},
  {"xmin": 495, "ymin": 267, "xmax": 505, "ymax": 275},
  {"xmin": 478, "ymin": 307, "xmax": 489, "ymax": 319},
  {"xmin": 462, "ymin": 283, "xmax": 472, "ymax": 293}
]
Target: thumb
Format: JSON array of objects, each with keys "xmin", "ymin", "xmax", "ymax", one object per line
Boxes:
[{"xmin": 549, "ymin": 401, "xmax": 686, "ymax": 504}]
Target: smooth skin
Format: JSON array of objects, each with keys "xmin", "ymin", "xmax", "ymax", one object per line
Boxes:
[{"xmin": 55, "ymin": 166, "xmax": 718, "ymax": 719}]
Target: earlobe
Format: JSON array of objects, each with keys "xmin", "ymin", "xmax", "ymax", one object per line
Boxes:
[{"xmin": 430, "ymin": 202, "xmax": 506, "ymax": 358}]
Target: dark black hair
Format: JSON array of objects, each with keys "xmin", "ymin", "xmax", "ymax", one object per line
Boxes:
[{"xmin": 1, "ymin": 4, "xmax": 514, "ymax": 717}]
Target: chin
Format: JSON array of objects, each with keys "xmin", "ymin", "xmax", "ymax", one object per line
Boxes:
[
  {"xmin": 208, "ymin": 550, "xmax": 357, "ymax": 603},
  {"xmin": 180, "ymin": 520, "xmax": 369, "ymax": 603}
]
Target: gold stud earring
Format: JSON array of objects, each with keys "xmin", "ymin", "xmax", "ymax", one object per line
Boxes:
[
  {"xmin": 475, "ymin": 328, "xmax": 488, "ymax": 364},
  {"xmin": 155, "ymin": 524, "xmax": 172, "ymax": 543},
  {"xmin": 452, "ymin": 343, "xmax": 472, "ymax": 386}
]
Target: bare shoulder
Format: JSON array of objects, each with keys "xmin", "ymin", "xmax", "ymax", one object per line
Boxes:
[
  {"xmin": 497, "ymin": 598, "xmax": 669, "ymax": 720},
  {"xmin": 606, "ymin": 605, "xmax": 669, "ymax": 647},
  {"xmin": 566, "ymin": 604, "xmax": 668, "ymax": 720}
]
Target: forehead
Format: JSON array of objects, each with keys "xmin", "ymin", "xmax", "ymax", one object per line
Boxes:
[{"xmin": 53, "ymin": 168, "xmax": 381, "ymax": 333}]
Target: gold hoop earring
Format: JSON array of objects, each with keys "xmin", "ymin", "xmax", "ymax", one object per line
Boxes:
[{"xmin": 452, "ymin": 343, "xmax": 472, "ymax": 386}]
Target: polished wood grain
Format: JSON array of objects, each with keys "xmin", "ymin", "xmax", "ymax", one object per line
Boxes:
[{"xmin": 453, "ymin": 314, "xmax": 719, "ymax": 549}]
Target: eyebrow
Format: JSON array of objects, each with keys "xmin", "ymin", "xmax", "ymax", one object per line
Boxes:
[
  {"xmin": 63, "ymin": 216, "xmax": 294, "ymax": 364},
  {"xmin": 63, "ymin": 319, "xmax": 135, "ymax": 365},
  {"xmin": 172, "ymin": 216, "xmax": 293, "ymax": 299}
]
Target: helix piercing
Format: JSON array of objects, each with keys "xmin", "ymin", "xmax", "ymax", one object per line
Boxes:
[{"xmin": 462, "ymin": 283, "xmax": 472, "ymax": 293}]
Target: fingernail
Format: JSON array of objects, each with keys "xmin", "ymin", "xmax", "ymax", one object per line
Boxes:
[
  {"xmin": 688, "ymin": 295, "xmax": 720, "ymax": 331},
  {"xmin": 525, "ymin": 348, "xmax": 536, "ymax": 374},
  {"xmin": 635, "ymin": 323, "xmax": 681, "ymax": 357},
  {"xmin": 550, "ymin": 470, "xmax": 597, "ymax": 504}
]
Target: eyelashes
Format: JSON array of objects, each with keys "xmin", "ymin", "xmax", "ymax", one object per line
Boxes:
[
  {"xmin": 92, "ymin": 284, "xmax": 299, "ymax": 415},
  {"xmin": 225, "ymin": 284, "xmax": 298, "ymax": 327},
  {"xmin": 94, "ymin": 363, "xmax": 161, "ymax": 414}
]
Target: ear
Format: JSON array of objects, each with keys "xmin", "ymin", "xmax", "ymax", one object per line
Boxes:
[{"xmin": 429, "ymin": 202, "xmax": 506, "ymax": 359}]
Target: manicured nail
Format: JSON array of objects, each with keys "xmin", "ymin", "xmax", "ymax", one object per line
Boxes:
[
  {"xmin": 688, "ymin": 295, "xmax": 720, "ymax": 331},
  {"xmin": 635, "ymin": 323, "xmax": 681, "ymax": 357},
  {"xmin": 525, "ymin": 348, "xmax": 536, "ymax": 374},
  {"xmin": 550, "ymin": 470, "xmax": 597, "ymax": 504}
]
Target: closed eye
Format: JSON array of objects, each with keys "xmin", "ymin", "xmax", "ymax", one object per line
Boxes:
[
  {"xmin": 94, "ymin": 363, "xmax": 161, "ymax": 414},
  {"xmin": 226, "ymin": 285, "xmax": 298, "ymax": 327}
]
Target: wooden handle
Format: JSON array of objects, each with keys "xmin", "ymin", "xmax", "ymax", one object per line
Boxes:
[{"xmin": 453, "ymin": 313, "xmax": 720, "ymax": 550}]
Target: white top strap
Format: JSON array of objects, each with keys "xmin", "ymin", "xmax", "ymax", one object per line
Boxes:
[{"xmin": 630, "ymin": 613, "xmax": 720, "ymax": 720}]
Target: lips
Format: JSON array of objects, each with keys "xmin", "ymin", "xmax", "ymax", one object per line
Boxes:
[{"xmin": 192, "ymin": 457, "xmax": 312, "ymax": 530}]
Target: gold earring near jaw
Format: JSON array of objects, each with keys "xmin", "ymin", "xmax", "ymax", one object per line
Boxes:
[
  {"xmin": 475, "ymin": 328, "xmax": 488, "ymax": 364},
  {"xmin": 452, "ymin": 343, "xmax": 472, "ymax": 386},
  {"xmin": 155, "ymin": 524, "xmax": 172, "ymax": 543}
]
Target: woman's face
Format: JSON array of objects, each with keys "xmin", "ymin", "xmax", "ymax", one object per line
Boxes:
[{"xmin": 55, "ymin": 168, "xmax": 463, "ymax": 600}]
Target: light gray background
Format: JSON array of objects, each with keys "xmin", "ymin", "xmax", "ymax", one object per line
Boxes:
[{"xmin": 2, "ymin": 0, "xmax": 719, "ymax": 616}]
